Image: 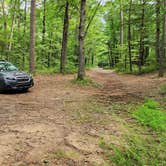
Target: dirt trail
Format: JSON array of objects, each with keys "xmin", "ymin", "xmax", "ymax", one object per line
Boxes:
[
  {"xmin": 0, "ymin": 69, "xmax": 165, "ymax": 166},
  {"xmin": 88, "ymin": 69, "xmax": 165, "ymax": 102}
]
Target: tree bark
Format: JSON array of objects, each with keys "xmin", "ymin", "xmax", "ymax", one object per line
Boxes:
[
  {"xmin": 138, "ymin": 0, "xmax": 145, "ymax": 73},
  {"xmin": 156, "ymin": 0, "xmax": 160, "ymax": 64},
  {"xmin": 108, "ymin": 44, "xmax": 112, "ymax": 68},
  {"xmin": 41, "ymin": 0, "xmax": 46, "ymax": 65},
  {"xmin": 17, "ymin": 0, "xmax": 21, "ymax": 32},
  {"xmin": 78, "ymin": 0, "xmax": 86, "ymax": 80},
  {"xmin": 48, "ymin": 36, "xmax": 52, "ymax": 68},
  {"xmin": 120, "ymin": 0, "xmax": 124, "ymax": 50},
  {"xmin": 74, "ymin": 24, "xmax": 79, "ymax": 66},
  {"xmin": 7, "ymin": 0, "xmax": 17, "ymax": 60},
  {"xmin": 42, "ymin": 0, "xmax": 46, "ymax": 44},
  {"xmin": 29, "ymin": 0, "xmax": 36, "ymax": 74},
  {"xmin": 22, "ymin": 0, "xmax": 27, "ymax": 69},
  {"xmin": 1, "ymin": 0, "xmax": 8, "ymax": 57},
  {"xmin": 128, "ymin": 0, "xmax": 132, "ymax": 72},
  {"xmin": 159, "ymin": 0, "xmax": 166, "ymax": 77},
  {"xmin": 1, "ymin": 0, "xmax": 7, "ymax": 33},
  {"xmin": 60, "ymin": 0, "xmax": 69, "ymax": 73}
]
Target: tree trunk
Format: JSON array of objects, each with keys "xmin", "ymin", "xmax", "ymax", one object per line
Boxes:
[
  {"xmin": 108, "ymin": 43, "xmax": 113, "ymax": 68},
  {"xmin": 120, "ymin": 0, "xmax": 124, "ymax": 57},
  {"xmin": 17, "ymin": 0, "xmax": 21, "ymax": 32},
  {"xmin": 78, "ymin": 0, "xmax": 86, "ymax": 80},
  {"xmin": 74, "ymin": 24, "xmax": 79, "ymax": 66},
  {"xmin": 7, "ymin": 0, "xmax": 17, "ymax": 60},
  {"xmin": 1, "ymin": 0, "xmax": 8, "ymax": 57},
  {"xmin": 42, "ymin": 0, "xmax": 46, "ymax": 65},
  {"xmin": 156, "ymin": 0, "xmax": 161, "ymax": 64},
  {"xmin": 138, "ymin": 0, "xmax": 145, "ymax": 73},
  {"xmin": 91, "ymin": 54, "xmax": 94, "ymax": 65},
  {"xmin": 48, "ymin": 37, "xmax": 52, "ymax": 68},
  {"xmin": 42, "ymin": 0, "xmax": 46, "ymax": 44},
  {"xmin": 60, "ymin": 0, "xmax": 69, "ymax": 73},
  {"xmin": 1, "ymin": 0, "xmax": 7, "ymax": 34},
  {"xmin": 159, "ymin": 0, "xmax": 166, "ymax": 77},
  {"xmin": 29, "ymin": 0, "xmax": 36, "ymax": 74},
  {"xmin": 128, "ymin": 0, "xmax": 132, "ymax": 72},
  {"xmin": 22, "ymin": 0, "xmax": 27, "ymax": 69}
]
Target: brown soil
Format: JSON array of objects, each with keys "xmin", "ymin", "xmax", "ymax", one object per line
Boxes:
[{"xmin": 0, "ymin": 69, "xmax": 165, "ymax": 166}]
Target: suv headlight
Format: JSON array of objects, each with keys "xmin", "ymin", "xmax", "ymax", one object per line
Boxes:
[{"xmin": 29, "ymin": 74, "xmax": 33, "ymax": 79}]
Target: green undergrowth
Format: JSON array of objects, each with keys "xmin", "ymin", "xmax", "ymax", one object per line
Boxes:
[
  {"xmin": 34, "ymin": 65, "xmax": 94, "ymax": 75},
  {"xmin": 115, "ymin": 63, "xmax": 157, "ymax": 75},
  {"xmin": 52, "ymin": 149, "xmax": 80, "ymax": 160},
  {"xmin": 160, "ymin": 84, "xmax": 166, "ymax": 95},
  {"xmin": 68, "ymin": 96, "xmax": 166, "ymax": 165},
  {"xmin": 97, "ymin": 98, "xmax": 166, "ymax": 165},
  {"xmin": 36, "ymin": 67, "xmax": 59, "ymax": 74},
  {"xmin": 36, "ymin": 67, "xmax": 77, "ymax": 75},
  {"xmin": 133, "ymin": 98, "xmax": 166, "ymax": 132},
  {"xmin": 71, "ymin": 77, "xmax": 100, "ymax": 87},
  {"xmin": 72, "ymin": 103, "xmax": 109, "ymax": 124},
  {"xmin": 99, "ymin": 133, "xmax": 166, "ymax": 166},
  {"xmin": 42, "ymin": 149, "xmax": 81, "ymax": 165}
]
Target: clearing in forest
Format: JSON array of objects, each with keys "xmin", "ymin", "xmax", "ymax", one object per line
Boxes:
[{"xmin": 0, "ymin": 69, "xmax": 165, "ymax": 166}]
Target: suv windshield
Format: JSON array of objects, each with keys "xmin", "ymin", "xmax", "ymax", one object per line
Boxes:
[{"xmin": 0, "ymin": 63, "xmax": 18, "ymax": 72}]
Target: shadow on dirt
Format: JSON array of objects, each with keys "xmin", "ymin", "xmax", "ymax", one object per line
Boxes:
[{"xmin": 0, "ymin": 89, "xmax": 30, "ymax": 95}]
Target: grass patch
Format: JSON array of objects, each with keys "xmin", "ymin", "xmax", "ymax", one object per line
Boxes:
[
  {"xmin": 82, "ymin": 104, "xmax": 106, "ymax": 113},
  {"xmin": 53, "ymin": 149, "xmax": 80, "ymax": 160},
  {"xmin": 133, "ymin": 99, "xmax": 166, "ymax": 132},
  {"xmin": 162, "ymin": 97, "xmax": 166, "ymax": 102},
  {"xmin": 71, "ymin": 77, "xmax": 99, "ymax": 87},
  {"xmin": 98, "ymin": 100, "xmax": 166, "ymax": 165},
  {"xmin": 70, "ymin": 101, "xmax": 110, "ymax": 125},
  {"xmin": 54, "ymin": 149, "xmax": 67, "ymax": 159},
  {"xmin": 99, "ymin": 135, "xmax": 166, "ymax": 166},
  {"xmin": 160, "ymin": 84, "xmax": 166, "ymax": 95},
  {"xmin": 74, "ymin": 111, "xmax": 92, "ymax": 124},
  {"xmin": 90, "ymin": 105, "xmax": 106, "ymax": 113}
]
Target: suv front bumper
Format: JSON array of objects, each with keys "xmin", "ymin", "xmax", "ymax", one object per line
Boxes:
[{"xmin": 4, "ymin": 78, "xmax": 34, "ymax": 90}]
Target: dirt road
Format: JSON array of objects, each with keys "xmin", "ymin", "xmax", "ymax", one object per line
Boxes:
[{"xmin": 0, "ymin": 69, "xmax": 165, "ymax": 166}]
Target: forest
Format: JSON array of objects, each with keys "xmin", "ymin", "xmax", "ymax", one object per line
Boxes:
[
  {"xmin": 0, "ymin": 0, "xmax": 165, "ymax": 77},
  {"xmin": 0, "ymin": 0, "xmax": 166, "ymax": 165}
]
